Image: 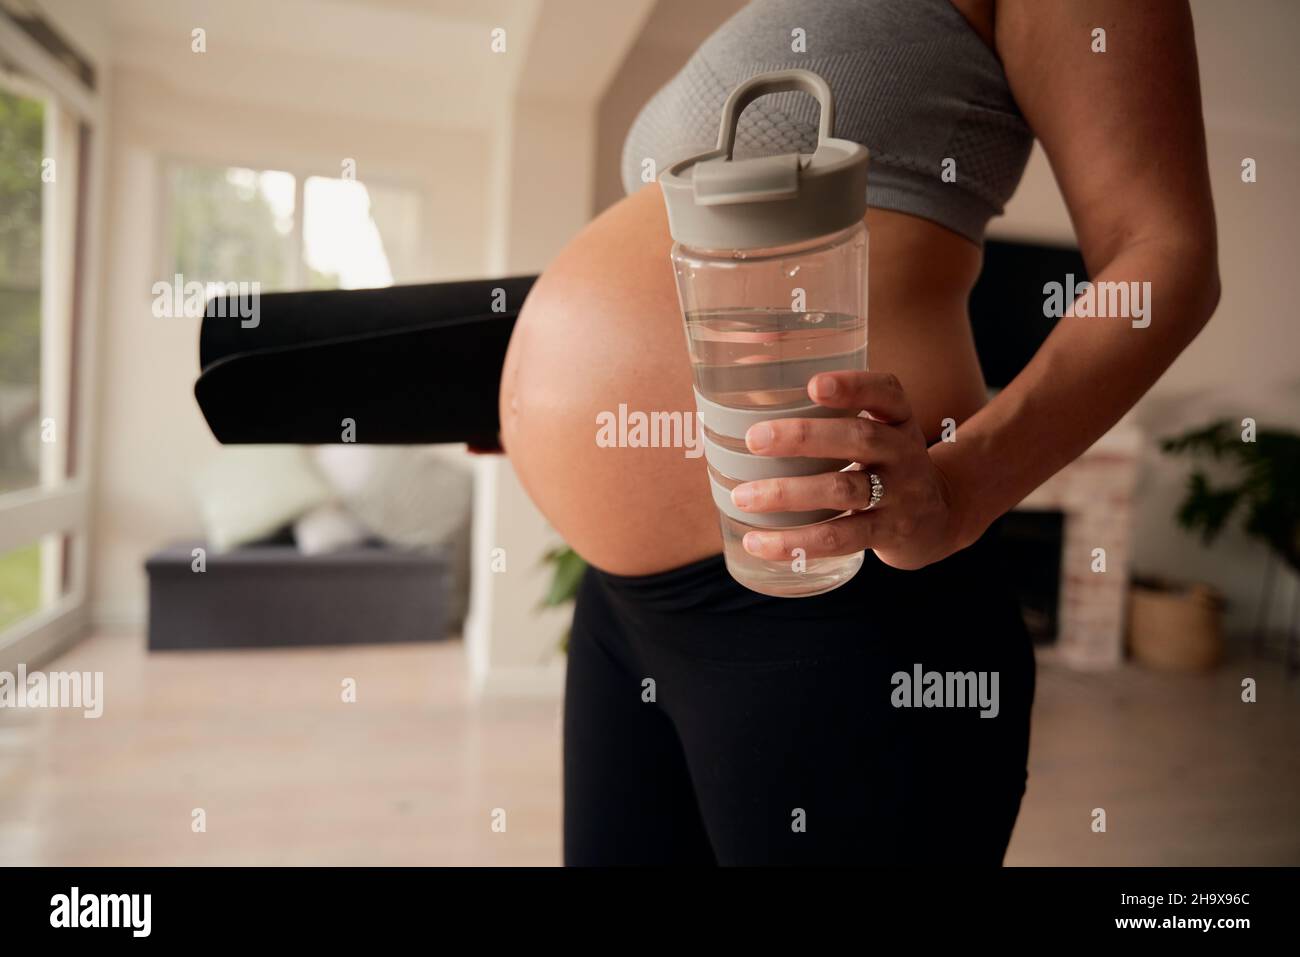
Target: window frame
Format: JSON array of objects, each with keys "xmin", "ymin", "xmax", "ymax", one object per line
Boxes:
[{"xmin": 0, "ymin": 13, "xmax": 104, "ymax": 669}]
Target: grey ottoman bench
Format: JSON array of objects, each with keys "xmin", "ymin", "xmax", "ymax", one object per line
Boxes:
[{"xmin": 145, "ymin": 541, "xmax": 448, "ymax": 650}]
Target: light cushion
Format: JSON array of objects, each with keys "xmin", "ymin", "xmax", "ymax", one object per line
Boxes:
[
  {"xmin": 311, "ymin": 444, "xmax": 377, "ymax": 499},
  {"xmin": 312, "ymin": 446, "xmax": 471, "ymax": 548},
  {"xmin": 193, "ymin": 446, "xmax": 334, "ymax": 551},
  {"xmin": 293, "ymin": 503, "xmax": 371, "ymax": 556}
]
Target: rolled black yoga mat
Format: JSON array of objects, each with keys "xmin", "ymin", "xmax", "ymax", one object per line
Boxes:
[{"xmin": 195, "ymin": 275, "xmax": 538, "ymax": 447}]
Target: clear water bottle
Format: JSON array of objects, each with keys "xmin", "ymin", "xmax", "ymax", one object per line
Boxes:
[{"xmin": 660, "ymin": 69, "xmax": 870, "ymax": 598}]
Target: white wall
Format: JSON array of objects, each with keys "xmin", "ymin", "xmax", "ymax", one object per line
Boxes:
[
  {"xmin": 593, "ymin": 0, "xmax": 744, "ymax": 212},
  {"xmin": 465, "ymin": 0, "xmax": 655, "ymax": 697}
]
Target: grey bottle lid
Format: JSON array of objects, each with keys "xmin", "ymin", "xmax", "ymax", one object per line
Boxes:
[{"xmin": 660, "ymin": 69, "xmax": 869, "ymax": 252}]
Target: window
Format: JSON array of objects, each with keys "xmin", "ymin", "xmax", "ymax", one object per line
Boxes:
[
  {"xmin": 164, "ymin": 163, "xmax": 424, "ymax": 293},
  {"xmin": 0, "ymin": 85, "xmax": 46, "ymax": 497},
  {"xmin": 0, "ymin": 534, "xmax": 59, "ymax": 632},
  {"xmin": 0, "ymin": 11, "xmax": 96, "ymax": 664},
  {"xmin": 303, "ymin": 175, "xmax": 422, "ymax": 288},
  {"xmin": 168, "ymin": 165, "xmax": 298, "ymax": 291}
]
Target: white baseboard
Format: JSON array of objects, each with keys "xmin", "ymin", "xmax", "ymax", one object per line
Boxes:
[
  {"xmin": 89, "ymin": 603, "xmax": 145, "ymax": 633},
  {"xmin": 0, "ymin": 599, "xmax": 90, "ymax": 672},
  {"xmin": 472, "ymin": 661, "xmax": 566, "ymax": 699}
]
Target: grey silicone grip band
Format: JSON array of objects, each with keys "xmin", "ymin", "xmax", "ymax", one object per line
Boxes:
[
  {"xmin": 693, "ymin": 388, "xmax": 854, "ymax": 440},
  {"xmin": 695, "ymin": 387, "xmax": 856, "ymax": 527},
  {"xmin": 709, "ymin": 473, "xmax": 842, "ymax": 528},
  {"xmin": 702, "ymin": 431, "xmax": 847, "ymax": 482}
]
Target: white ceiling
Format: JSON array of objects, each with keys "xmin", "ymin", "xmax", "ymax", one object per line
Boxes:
[
  {"xmin": 97, "ymin": 0, "xmax": 542, "ymax": 130},
  {"xmin": 104, "ymin": 0, "xmax": 533, "ymax": 72}
]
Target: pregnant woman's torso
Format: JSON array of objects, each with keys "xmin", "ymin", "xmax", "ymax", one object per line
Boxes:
[{"xmin": 499, "ymin": 0, "xmax": 1031, "ymax": 575}]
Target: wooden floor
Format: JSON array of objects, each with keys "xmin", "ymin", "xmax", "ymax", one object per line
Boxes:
[{"xmin": 1, "ymin": 631, "xmax": 1296, "ymax": 865}]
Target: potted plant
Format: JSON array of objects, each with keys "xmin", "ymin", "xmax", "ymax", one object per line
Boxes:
[
  {"xmin": 1133, "ymin": 420, "xmax": 1300, "ymax": 670},
  {"xmin": 1162, "ymin": 420, "xmax": 1300, "ymax": 570},
  {"xmin": 539, "ymin": 544, "xmax": 588, "ymax": 650}
]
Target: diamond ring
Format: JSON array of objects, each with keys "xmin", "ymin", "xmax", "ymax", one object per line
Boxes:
[{"xmin": 866, "ymin": 471, "xmax": 884, "ymax": 509}]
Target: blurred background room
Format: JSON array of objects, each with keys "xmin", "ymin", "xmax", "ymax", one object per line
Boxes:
[{"xmin": 0, "ymin": 0, "xmax": 1296, "ymax": 865}]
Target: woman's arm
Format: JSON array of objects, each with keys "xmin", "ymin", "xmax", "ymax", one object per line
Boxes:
[
  {"xmin": 934, "ymin": 0, "xmax": 1220, "ymax": 550},
  {"xmin": 733, "ymin": 0, "xmax": 1220, "ymax": 569}
]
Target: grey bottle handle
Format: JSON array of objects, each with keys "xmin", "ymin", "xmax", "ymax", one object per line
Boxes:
[{"xmin": 715, "ymin": 69, "xmax": 835, "ymax": 160}]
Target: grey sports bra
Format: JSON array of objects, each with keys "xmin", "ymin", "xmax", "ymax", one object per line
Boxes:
[{"xmin": 621, "ymin": 0, "xmax": 1033, "ymax": 245}]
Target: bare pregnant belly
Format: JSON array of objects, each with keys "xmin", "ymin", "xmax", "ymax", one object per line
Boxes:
[{"xmin": 499, "ymin": 185, "xmax": 990, "ymax": 575}]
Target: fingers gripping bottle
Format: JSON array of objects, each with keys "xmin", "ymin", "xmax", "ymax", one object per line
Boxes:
[{"xmin": 660, "ymin": 69, "xmax": 870, "ymax": 597}]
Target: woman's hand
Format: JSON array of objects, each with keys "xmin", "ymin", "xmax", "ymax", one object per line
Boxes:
[{"xmin": 731, "ymin": 371, "xmax": 968, "ymax": 571}]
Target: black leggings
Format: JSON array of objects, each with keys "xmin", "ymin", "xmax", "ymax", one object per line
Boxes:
[{"xmin": 564, "ymin": 523, "xmax": 1036, "ymax": 866}]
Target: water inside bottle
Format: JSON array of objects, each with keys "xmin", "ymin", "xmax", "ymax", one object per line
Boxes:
[
  {"xmin": 686, "ymin": 308, "xmax": 867, "ymax": 597},
  {"xmin": 685, "ymin": 308, "xmax": 866, "ymax": 408}
]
